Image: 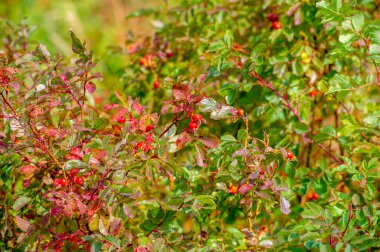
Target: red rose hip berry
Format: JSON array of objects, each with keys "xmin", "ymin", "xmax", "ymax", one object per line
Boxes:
[
  {"xmin": 286, "ymin": 150, "xmax": 294, "ymax": 160},
  {"xmin": 58, "ymin": 178, "xmax": 69, "ymax": 187},
  {"xmin": 189, "ymin": 121, "xmax": 198, "ymax": 130},
  {"xmin": 312, "ymin": 192, "xmax": 319, "ymax": 200},
  {"xmin": 237, "ymin": 108, "xmax": 244, "ymax": 117},
  {"xmin": 309, "ymin": 89, "xmax": 318, "ymax": 97},
  {"xmin": 145, "ymin": 125, "xmax": 154, "ymax": 132},
  {"xmin": 267, "ymin": 13, "xmax": 279, "ymax": 22},
  {"xmin": 118, "ymin": 116, "xmax": 126, "ymax": 124},
  {"xmin": 306, "ymin": 192, "xmax": 314, "ymax": 201},
  {"xmin": 153, "ymin": 79, "xmax": 160, "ymax": 89},
  {"xmin": 229, "ymin": 185, "xmax": 238, "ymax": 194},
  {"xmin": 70, "ymin": 169, "xmax": 79, "ymax": 177},
  {"xmin": 74, "ymin": 176, "xmax": 84, "ymax": 185},
  {"xmin": 271, "ymin": 21, "xmax": 282, "ymax": 30},
  {"xmin": 191, "ymin": 114, "xmax": 203, "ymax": 122}
]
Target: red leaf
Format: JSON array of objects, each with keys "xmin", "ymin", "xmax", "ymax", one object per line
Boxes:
[
  {"xmin": 199, "ymin": 136, "xmax": 219, "ymax": 149},
  {"xmin": 85, "ymin": 81, "xmax": 96, "ymax": 93},
  {"xmin": 19, "ymin": 165, "xmax": 38, "ymax": 174},
  {"xmin": 132, "ymin": 100, "xmax": 144, "ymax": 115},
  {"xmin": 238, "ymin": 184, "xmax": 253, "ymax": 195},
  {"xmin": 194, "ymin": 144, "xmax": 207, "ymax": 167},
  {"xmin": 111, "ymin": 108, "xmax": 129, "ymax": 122},
  {"xmin": 66, "ymin": 147, "xmax": 84, "ymax": 160}
]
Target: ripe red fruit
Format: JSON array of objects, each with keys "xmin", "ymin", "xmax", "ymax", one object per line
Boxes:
[
  {"xmin": 229, "ymin": 185, "xmax": 238, "ymax": 194},
  {"xmin": 118, "ymin": 116, "xmax": 126, "ymax": 124},
  {"xmin": 136, "ymin": 142, "xmax": 144, "ymax": 149},
  {"xmin": 312, "ymin": 192, "xmax": 319, "ymax": 200},
  {"xmin": 237, "ymin": 108, "xmax": 244, "ymax": 117},
  {"xmin": 286, "ymin": 150, "xmax": 294, "ymax": 159},
  {"xmin": 145, "ymin": 125, "xmax": 154, "ymax": 132},
  {"xmin": 309, "ymin": 90, "xmax": 318, "ymax": 97},
  {"xmin": 166, "ymin": 51, "xmax": 174, "ymax": 58},
  {"xmin": 191, "ymin": 114, "xmax": 203, "ymax": 122},
  {"xmin": 267, "ymin": 13, "xmax": 279, "ymax": 22},
  {"xmin": 58, "ymin": 178, "xmax": 69, "ymax": 187},
  {"xmin": 189, "ymin": 122, "xmax": 198, "ymax": 130},
  {"xmin": 307, "ymin": 192, "xmax": 314, "ymax": 201},
  {"xmin": 153, "ymin": 79, "xmax": 159, "ymax": 89},
  {"xmin": 74, "ymin": 176, "xmax": 84, "ymax": 185},
  {"xmin": 70, "ymin": 169, "xmax": 79, "ymax": 177},
  {"xmin": 271, "ymin": 21, "xmax": 282, "ymax": 30}
]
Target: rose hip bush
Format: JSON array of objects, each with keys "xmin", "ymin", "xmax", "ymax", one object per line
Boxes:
[{"xmin": 0, "ymin": 1, "xmax": 380, "ymax": 251}]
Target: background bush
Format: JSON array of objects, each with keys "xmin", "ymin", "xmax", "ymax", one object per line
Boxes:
[{"xmin": 0, "ymin": 0, "xmax": 379, "ymax": 251}]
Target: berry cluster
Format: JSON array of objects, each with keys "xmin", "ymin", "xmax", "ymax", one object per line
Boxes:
[
  {"xmin": 55, "ymin": 169, "xmax": 84, "ymax": 187},
  {"xmin": 267, "ymin": 13, "xmax": 282, "ymax": 30}
]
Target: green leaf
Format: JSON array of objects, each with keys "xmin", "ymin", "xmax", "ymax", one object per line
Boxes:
[
  {"xmin": 351, "ymin": 12, "xmax": 364, "ymax": 31},
  {"xmin": 63, "ymin": 160, "xmax": 87, "ymax": 171},
  {"xmin": 224, "ymin": 30, "xmax": 234, "ymax": 48},
  {"xmin": 70, "ymin": 30, "xmax": 85, "ymax": 55},
  {"xmin": 13, "ymin": 197, "xmax": 32, "ymax": 211},
  {"xmin": 34, "ymin": 44, "xmax": 50, "ymax": 63},
  {"xmin": 208, "ymin": 40, "xmax": 225, "ymax": 52},
  {"xmin": 221, "ymin": 134, "xmax": 236, "ymax": 142},
  {"xmin": 302, "ymin": 202, "xmax": 324, "ymax": 219},
  {"xmin": 354, "ymin": 238, "xmax": 380, "ymax": 250},
  {"xmin": 293, "ymin": 122, "xmax": 309, "ymax": 134}
]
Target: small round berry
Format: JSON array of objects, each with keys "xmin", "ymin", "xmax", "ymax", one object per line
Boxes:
[
  {"xmin": 271, "ymin": 21, "xmax": 282, "ymax": 30},
  {"xmin": 145, "ymin": 125, "xmax": 154, "ymax": 132},
  {"xmin": 74, "ymin": 176, "xmax": 84, "ymax": 185},
  {"xmin": 229, "ymin": 185, "xmax": 238, "ymax": 194},
  {"xmin": 58, "ymin": 178, "xmax": 69, "ymax": 187},
  {"xmin": 191, "ymin": 114, "xmax": 203, "ymax": 122},
  {"xmin": 307, "ymin": 192, "xmax": 314, "ymax": 201},
  {"xmin": 286, "ymin": 150, "xmax": 294, "ymax": 160},
  {"xmin": 118, "ymin": 116, "xmax": 126, "ymax": 124},
  {"xmin": 70, "ymin": 169, "xmax": 79, "ymax": 177},
  {"xmin": 166, "ymin": 51, "xmax": 174, "ymax": 58},
  {"xmin": 153, "ymin": 79, "xmax": 160, "ymax": 89},
  {"xmin": 189, "ymin": 122, "xmax": 198, "ymax": 130},
  {"xmin": 136, "ymin": 142, "xmax": 144, "ymax": 149},
  {"xmin": 312, "ymin": 192, "xmax": 319, "ymax": 200},
  {"xmin": 267, "ymin": 13, "xmax": 279, "ymax": 22},
  {"xmin": 309, "ymin": 90, "xmax": 318, "ymax": 97},
  {"xmin": 237, "ymin": 108, "xmax": 244, "ymax": 117}
]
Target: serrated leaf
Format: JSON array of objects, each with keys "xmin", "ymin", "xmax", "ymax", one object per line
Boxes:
[
  {"xmin": 280, "ymin": 196, "xmax": 291, "ymax": 215},
  {"xmin": 199, "ymin": 98, "xmax": 218, "ymax": 112},
  {"xmin": 351, "ymin": 12, "xmax": 364, "ymax": 31},
  {"xmin": 70, "ymin": 30, "xmax": 85, "ymax": 55},
  {"xmin": 13, "ymin": 197, "xmax": 32, "ymax": 211},
  {"xmin": 208, "ymin": 40, "xmax": 225, "ymax": 52}
]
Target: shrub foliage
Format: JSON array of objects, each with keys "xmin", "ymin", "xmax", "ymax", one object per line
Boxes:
[{"xmin": 0, "ymin": 1, "xmax": 380, "ymax": 251}]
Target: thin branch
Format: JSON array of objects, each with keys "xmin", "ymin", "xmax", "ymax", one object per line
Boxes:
[
  {"xmin": 251, "ymin": 72, "xmax": 302, "ymax": 122},
  {"xmin": 159, "ymin": 111, "xmax": 184, "ymax": 138},
  {"xmin": 317, "ymin": 144, "xmax": 343, "ymax": 165}
]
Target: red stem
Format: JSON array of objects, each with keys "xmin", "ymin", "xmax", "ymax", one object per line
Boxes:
[{"xmin": 251, "ymin": 72, "xmax": 302, "ymax": 122}]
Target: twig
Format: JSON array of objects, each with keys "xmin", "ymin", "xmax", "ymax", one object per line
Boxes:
[
  {"xmin": 146, "ymin": 219, "xmax": 164, "ymax": 237},
  {"xmin": 251, "ymin": 72, "xmax": 302, "ymax": 122},
  {"xmin": 317, "ymin": 144, "xmax": 343, "ymax": 165},
  {"xmin": 159, "ymin": 111, "xmax": 184, "ymax": 138}
]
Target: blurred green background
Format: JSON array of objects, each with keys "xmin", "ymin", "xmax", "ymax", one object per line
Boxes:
[{"xmin": 0, "ymin": 0, "xmax": 161, "ymax": 90}]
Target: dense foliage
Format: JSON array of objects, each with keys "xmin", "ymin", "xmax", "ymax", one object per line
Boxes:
[{"xmin": 0, "ymin": 0, "xmax": 379, "ymax": 251}]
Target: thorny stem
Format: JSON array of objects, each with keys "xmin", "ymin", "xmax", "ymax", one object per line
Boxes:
[
  {"xmin": 318, "ymin": 144, "xmax": 343, "ymax": 165},
  {"xmin": 250, "ymin": 73, "xmax": 343, "ymax": 165},
  {"xmin": 1, "ymin": 91, "xmax": 18, "ymax": 116},
  {"xmin": 251, "ymin": 72, "xmax": 302, "ymax": 122},
  {"xmin": 145, "ymin": 219, "xmax": 164, "ymax": 237},
  {"xmin": 159, "ymin": 111, "xmax": 184, "ymax": 138},
  {"xmin": 1, "ymin": 90, "xmax": 63, "ymax": 169}
]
